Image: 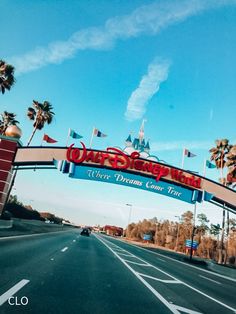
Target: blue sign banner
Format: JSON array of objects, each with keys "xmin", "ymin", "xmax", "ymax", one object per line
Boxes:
[
  {"xmin": 185, "ymin": 239, "xmax": 198, "ymax": 249},
  {"xmin": 143, "ymin": 234, "xmax": 152, "ymax": 241},
  {"xmin": 68, "ymin": 164, "xmax": 197, "ymax": 204}
]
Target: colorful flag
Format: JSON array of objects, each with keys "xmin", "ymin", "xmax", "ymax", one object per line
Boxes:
[
  {"xmin": 93, "ymin": 128, "xmax": 107, "ymax": 137},
  {"xmin": 192, "ymin": 190, "xmax": 214, "ymax": 203},
  {"xmin": 206, "ymin": 160, "xmax": 216, "ymax": 169},
  {"xmin": 203, "ymin": 191, "xmax": 214, "ymax": 202},
  {"xmin": 184, "ymin": 149, "xmax": 196, "ymax": 158},
  {"xmin": 53, "ymin": 159, "xmax": 64, "ymax": 171},
  {"xmin": 192, "ymin": 190, "xmax": 203, "ymax": 203},
  {"xmin": 53, "ymin": 159, "xmax": 69, "ymax": 173},
  {"xmin": 69, "ymin": 129, "xmax": 83, "ymax": 139},
  {"xmin": 43, "ymin": 134, "xmax": 57, "ymax": 143}
]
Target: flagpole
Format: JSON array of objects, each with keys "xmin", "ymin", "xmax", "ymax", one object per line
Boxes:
[
  {"xmin": 203, "ymin": 159, "xmax": 207, "ymax": 177},
  {"xmin": 89, "ymin": 127, "xmax": 95, "ymax": 149},
  {"xmin": 66, "ymin": 128, "xmax": 71, "ymax": 147},
  {"xmin": 41, "ymin": 134, "xmax": 44, "ymax": 146},
  {"xmin": 181, "ymin": 148, "xmax": 185, "ymax": 169}
]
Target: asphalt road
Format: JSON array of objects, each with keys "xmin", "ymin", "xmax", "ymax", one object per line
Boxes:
[{"xmin": 0, "ymin": 231, "xmax": 236, "ymax": 314}]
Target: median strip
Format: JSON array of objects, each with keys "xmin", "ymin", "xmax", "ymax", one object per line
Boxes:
[{"xmin": 0, "ymin": 279, "xmax": 30, "ymax": 306}]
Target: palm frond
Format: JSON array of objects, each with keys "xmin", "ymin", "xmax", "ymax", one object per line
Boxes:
[
  {"xmin": 209, "ymin": 147, "xmax": 218, "ymax": 153},
  {"xmin": 27, "ymin": 107, "xmax": 36, "ymax": 120},
  {"xmin": 226, "ymin": 160, "xmax": 235, "ymax": 167},
  {"xmin": 0, "ymin": 85, "xmax": 5, "ymax": 94},
  {"xmin": 215, "ymin": 139, "xmax": 222, "ymax": 148},
  {"xmin": 0, "ymin": 60, "xmax": 15, "ymax": 93},
  {"xmin": 221, "ymin": 139, "xmax": 229, "ymax": 147}
]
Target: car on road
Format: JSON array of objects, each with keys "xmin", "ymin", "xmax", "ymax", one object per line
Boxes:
[{"xmin": 80, "ymin": 228, "xmax": 90, "ymax": 236}]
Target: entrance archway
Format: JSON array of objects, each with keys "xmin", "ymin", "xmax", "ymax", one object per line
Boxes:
[{"xmin": 1, "ymin": 136, "xmax": 236, "ymax": 215}]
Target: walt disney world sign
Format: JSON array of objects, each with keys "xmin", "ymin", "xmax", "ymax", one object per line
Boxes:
[
  {"xmin": 63, "ymin": 142, "xmax": 203, "ymax": 204},
  {"xmin": 67, "ymin": 143, "xmax": 202, "ymax": 188}
]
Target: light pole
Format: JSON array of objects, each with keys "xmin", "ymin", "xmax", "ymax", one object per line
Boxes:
[
  {"xmin": 174, "ymin": 215, "xmax": 181, "ymax": 252},
  {"xmin": 154, "ymin": 222, "xmax": 158, "ymax": 245},
  {"xmin": 190, "ymin": 202, "xmax": 197, "ymax": 262},
  {"xmin": 126, "ymin": 203, "xmax": 132, "ymax": 227}
]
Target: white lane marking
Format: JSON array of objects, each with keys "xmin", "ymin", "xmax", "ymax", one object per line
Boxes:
[
  {"xmin": 117, "ymin": 252, "xmax": 135, "ymax": 257},
  {"xmin": 99, "ymin": 236, "xmax": 236, "ymax": 313},
  {"xmin": 73, "ymin": 240, "xmax": 76, "ymax": 242},
  {"xmin": 199, "ymin": 275, "xmax": 221, "ymax": 285},
  {"xmin": 50, "ymin": 258, "xmax": 54, "ymax": 261},
  {"xmin": 101, "ymin": 238, "xmax": 183, "ymax": 280},
  {"xmin": 123, "ymin": 260, "xmax": 150, "ymax": 267},
  {"xmin": 0, "ymin": 279, "xmax": 30, "ymax": 306},
  {"xmin": 113, "ymin": 248, "xmax": 125, "ymax": 251},
  {"xmin": 158, "ymin": 258, "xmax": 165, "ymax": 262},
  {"xmin": 111, "ymin": 237, "xmax": 236, "ymax": 283},
  {"xmin": 172, "ymin": 304, "xmax": 202, "ymax": 314},
  {"xmin": 95, "ymin": 235, "xmax": 179, "ymax": 314},
  {"xmin": 61, "ymin": 247, "xmax": 68, "ymax": 252},
  {"xmin": 138, "ymin": 273, "xmax": 181, "ymax": 284}
]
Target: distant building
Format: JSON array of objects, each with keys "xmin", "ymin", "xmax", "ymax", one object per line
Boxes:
[
  {"xmin": 40, "ymin": 212, "xmax": 54, "ymax": 220},
  {"xmin": 40, "ymin": 212, "xmax": 62, "ymax": 224},
  {"xmin": 104, "ymin": 225, "xmax": 123, "ymax": 236}
]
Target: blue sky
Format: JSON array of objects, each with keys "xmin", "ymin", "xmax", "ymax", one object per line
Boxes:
[{"xmin": 1, "ymin": 0, "xmax": 236, "ymax": 227}]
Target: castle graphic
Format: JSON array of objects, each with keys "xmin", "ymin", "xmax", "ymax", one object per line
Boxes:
[{"xmin": 123, "ymin": 120, "xmax": 159, "ymax": 162}]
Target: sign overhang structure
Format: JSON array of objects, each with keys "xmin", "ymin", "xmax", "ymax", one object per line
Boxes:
[{"xmin": 7, "ymin": 140, "xmax": 236, "ymax": 214}]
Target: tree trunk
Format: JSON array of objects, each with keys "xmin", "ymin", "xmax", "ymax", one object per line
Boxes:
[
  {"xmin": 218, "ymin": 208, "xmax": 225, "ymax": 264},
  {"xmin": 220, "ymin": 153, "xmax": 224, "ymax": 180},
  {"xmin": 224, "ymin": 211, "xmax": 230, "ymax": 264},
  {"xmin": 226, "ymin": 211, "xmax": 230, "ymax": 236},
  {"xmin": 27, "ymin": 126, "xmax": 38, "ymax": 146},
  {"xmin": 206, "ymin": 247, "xmax": 210, "ymax": 260}
]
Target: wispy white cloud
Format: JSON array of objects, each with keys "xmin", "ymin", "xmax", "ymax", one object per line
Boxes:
[
  {"xmin": 9, "ymin": 0, "xmax": 236, "ymax": 75},
  {"xmin": 151, "ymin": 140, "xmax": 214, "ymax": 152},
  {"xmin": 125, "ymin": 58, "xmax": 170, "ymax": 121}
]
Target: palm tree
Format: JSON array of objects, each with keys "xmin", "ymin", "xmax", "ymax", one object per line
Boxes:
[
  {"xmin": 27, "ymin": 100, "xmax": 54, "ymax": 146},
  {"xmin": 209, "ymin": 139, "xmax": 232, "ymax": 264},
  {"xmin": 226, "ymin": 145, "xmax": 236, "ymax": 189},
  {"xmin": 209, "ymin": 139, "xmax": 232, "ymax": 183},
  {"xmin": 0, "ymin": 60, "xmax": 15, "ymax": 94},
  {"xmin": 0, "ymin": 111, "xmax": 19, "ymax": 135}
]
